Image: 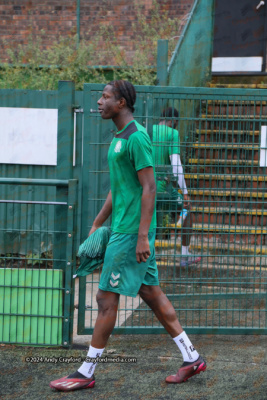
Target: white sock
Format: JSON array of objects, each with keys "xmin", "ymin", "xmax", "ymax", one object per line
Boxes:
[
  {"xmin": 182, "ymin": 246, "xmax": 190, "ymax": 257},
  {"xmin": 78, "ymin": 345, "xmax": 105, "ymax": 378},
  {"xmin": 173, "ymin": 331, "xmax": 199, "ymax": 362}
]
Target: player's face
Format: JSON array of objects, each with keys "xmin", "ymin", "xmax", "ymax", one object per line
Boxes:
[{"xmin": 97, "ymin": 85, "xmax": 120, "ymax": 119}]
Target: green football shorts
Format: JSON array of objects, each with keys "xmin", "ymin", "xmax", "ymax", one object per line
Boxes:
[{"xmin": 99, "ymin": 229, "xmax": 159, "ymax": 297}]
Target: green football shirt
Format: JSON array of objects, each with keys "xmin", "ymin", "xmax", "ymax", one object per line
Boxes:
[
  {"xmin": 152, "ymin": 124, "xmax": 180, "ymax": 192},
  {"xmin": 108, "ymin": 120, "xmax": 157, "ymax": 234}
]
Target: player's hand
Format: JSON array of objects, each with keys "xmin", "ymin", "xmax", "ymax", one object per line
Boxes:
[
  {"xmin": 136, "ymin": 235, "xmax": 151, "ymax": 264},
  {"xmin": 88, "ymin": 223, "xmax": 101, "ymax": 237},
  {"xmin": 183, "ymin": 194, "xmax": 191, "ymax": 210}
]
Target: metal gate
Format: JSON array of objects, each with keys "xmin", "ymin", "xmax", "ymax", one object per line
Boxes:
[
  {"xmin": 0, "ymin": 83, "xmax": 266, "ymax": 339},
  {"xmin": 0, "ymin": 82, "xmax": 80, "ymax": 346},
  {"xmin": 78, "ymin": 84, "xmax": 267, "ymax": 335},
  {"xmin": 0, "ymin": 178, "xmax": 77, "ymax": 346}
]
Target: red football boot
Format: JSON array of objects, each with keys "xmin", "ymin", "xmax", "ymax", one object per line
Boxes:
[
  {"xmin": 166, "ymin": 356, "xmax": 207, "ymax": 384},
  {"xmin": 49, "ymin": 372, "xmax": 95, "ymax": 392}
]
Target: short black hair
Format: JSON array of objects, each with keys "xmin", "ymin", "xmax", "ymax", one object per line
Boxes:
[
  {"xmin": 107, "ymin": 80, "xmax": 136, "ymax": 113},
  {"xmin": 161, "ymin": 107, "xmax": 179, "ymax": 119}
]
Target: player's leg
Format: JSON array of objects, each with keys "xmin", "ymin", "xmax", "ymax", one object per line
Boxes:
[
  {"xmin": 50, "ymin": 230, "xmax": 156, "ymax": 391},
  {"xmin": 139, "ymin": 284, "xmax": 182, "ymax": 335},
  {"xmin": 138, "ymin": 284, "xmax": 206, "ymax": 383},
  {"xmin": 180, "ymin": 210, "xmax": 201, "ymax": 266},
  {"xmin": 171, "ymin": 189, "xmax": 201, "ymax": 267},
  {"xmin": 91, "ymin": 289, "xmax": 120, "ymax": 348},
  {"xmin": 49, "ymin": 290, "xmax": 119, "ymax": 392}
]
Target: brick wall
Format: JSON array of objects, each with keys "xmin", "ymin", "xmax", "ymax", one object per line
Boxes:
[{"xmin": 0, "ymin": 0, "xmax": 194, "ymax": 64}]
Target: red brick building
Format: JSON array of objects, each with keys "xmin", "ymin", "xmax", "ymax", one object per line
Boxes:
[{"xmin": 0, "ymin": 0, "xmax": 194, "ymax": 64}]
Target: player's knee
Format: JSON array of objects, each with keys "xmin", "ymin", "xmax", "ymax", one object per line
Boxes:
[
  {"xmin": 96, "ymin": 290, "xmax": 118, "ymax": 315},
  {"xmin": 139, "ymin": 284, "xmax": 160, "ymax": 302}
]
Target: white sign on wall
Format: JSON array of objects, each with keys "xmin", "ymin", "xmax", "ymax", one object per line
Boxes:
[
  {"xmin": 0, "ymin": 107, "xmax": 58, "ymax": 165},
  {"xmin": 260, "ymin": 126, "xmax": 267, "ymax": 168},
  {"xmin": 212, "ymin": 57, "xmax": 262, "ymax": 72}
]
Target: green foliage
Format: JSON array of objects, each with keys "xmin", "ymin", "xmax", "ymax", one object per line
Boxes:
[
  {"xmin": 26, "ymin": 252, "xmax": 40, "ymax": 266},
  {"xmin": 0, "ymin": 33, "xmax": 107, "ymax": 90},
  {"xmin": 0, "ymin": 0, "xmax": 179, "ymax": 90},
  {"xmin": 162, "ymin": 213, "xmax": 171, "ymax": 238}
]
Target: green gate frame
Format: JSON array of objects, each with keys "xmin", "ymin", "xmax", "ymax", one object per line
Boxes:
[
  {"xmin": 0, "ymin": 82, "xmax": 80, "ymax": 346},
  {"xmin": 77, "ymin": 83, "xmax": 267, "ymax": 336}
]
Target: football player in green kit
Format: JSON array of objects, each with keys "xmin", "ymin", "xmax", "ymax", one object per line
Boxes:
[
  {"xmin": 50, "ymin": 80, "xmax": 206, "ymax": 392},
  {"xmin": 152, "ymin": 107, "xmax": 201, "ymax": 267}
]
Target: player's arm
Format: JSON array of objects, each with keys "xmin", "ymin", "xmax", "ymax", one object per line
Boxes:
[
  {"xmin": 89, "ymin": 190, "xmax": 112, "ymax": 236},
  {"xmin": 136, "ymin": 167, "xmax": 156, "ymax": 263},
  {"xmin": 170, "ymin": 153, "xmax": 190, "ymax": 209}
]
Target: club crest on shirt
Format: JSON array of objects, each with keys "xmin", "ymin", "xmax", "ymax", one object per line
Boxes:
[{"xmin": 114, "ymin": 140, "xmax": 122, "ymax": 153}]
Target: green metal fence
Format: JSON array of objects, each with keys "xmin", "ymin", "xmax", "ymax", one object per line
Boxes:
[
  {"xmin": 1, "ymin": 83, "xmax": 266, "ymax": 341},
  {"xmin": 0, "ymin": 83, "xmax": 84, "ymax": 252},
  {"xmin": 78, "ymin": 84, "xmax": 267, "ymax": 335},
  {"xmin": 0, "ymin": 82, "xmax": 84, "ymax": 346},
  {"xmin": 0, "ymin": 178, "xmax": 77, "ymax": 346}
]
